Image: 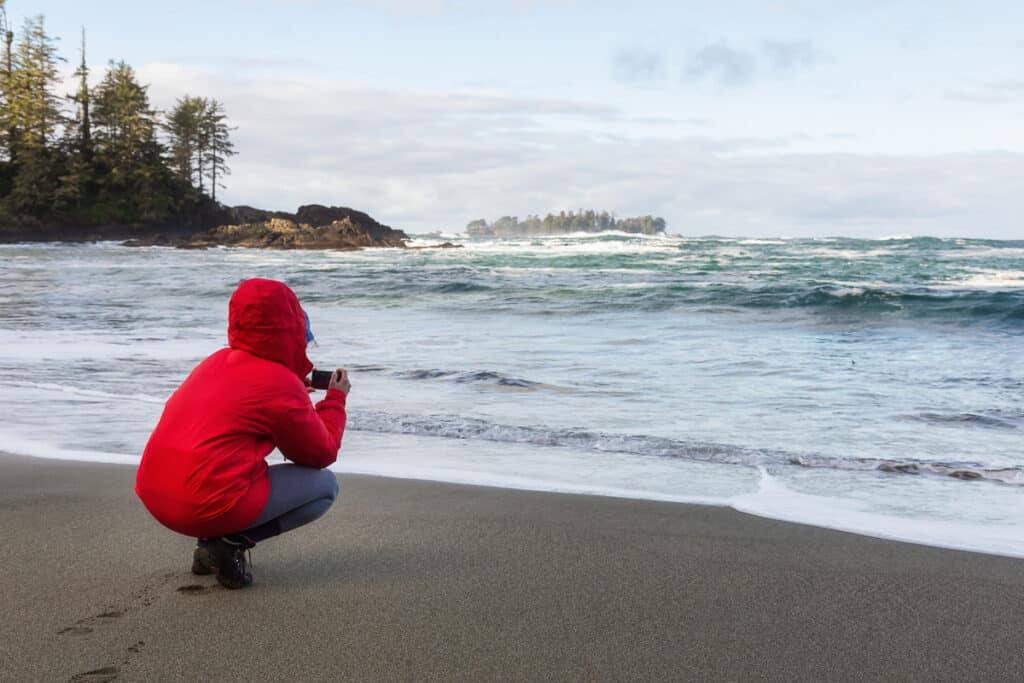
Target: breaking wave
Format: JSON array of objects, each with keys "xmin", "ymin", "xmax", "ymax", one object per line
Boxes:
[{"xmin": 348, "ymin": 410, "xmax": 1024, "ymax": 486}]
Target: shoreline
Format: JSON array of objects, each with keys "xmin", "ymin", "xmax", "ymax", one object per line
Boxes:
[
  {"xmin": 8, "ymin": 430, "xmax": 1024, "ymax": 565},
  {"xmin": 5, "ymin": 441, "xmax": 1024, "ymax": 561},
  {"xmin": 2, "ymin": 451, "xmax": 1022, "ymax": 681}
]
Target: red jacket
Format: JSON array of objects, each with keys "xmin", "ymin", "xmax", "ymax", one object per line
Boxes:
[{"xmin": 136, "ymin": 278, "xmax": 346, "ymax": 537}]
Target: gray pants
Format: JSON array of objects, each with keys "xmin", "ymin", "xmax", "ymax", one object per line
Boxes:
[{"xmin": 237, "ymin": 463, "xmax": 339, "ymax": 544}]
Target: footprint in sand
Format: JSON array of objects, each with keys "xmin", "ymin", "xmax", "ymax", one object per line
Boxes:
[
  {"xmin": 57, "ymin": 572, "xmax": 175, "ymax": 637},
  {"xmin": 68, "ymin": 665, "xmax": 119, "ymax": 682},
  {"xmin": 70, "ymin": 641, "xmax": 144, "ymax": 682},
  {"xmin": 176, "ymin": 584, "xmax": 212, "ymax": 594},
  {"xmin": 58, "ymin": 626, "xmax": 93, "ymax": 636},
  {"xmin": 58, "ymin": 609, "xmax": 125, "ymax": 636}
]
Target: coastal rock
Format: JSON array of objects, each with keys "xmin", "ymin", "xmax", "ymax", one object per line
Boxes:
[
  {"xmin": 407, "ymin": 241, "xmax": 463, "ymax": 250},
  {"xmin": 126, "ymin": 204, "xmax": 409, "ymax": 250}
]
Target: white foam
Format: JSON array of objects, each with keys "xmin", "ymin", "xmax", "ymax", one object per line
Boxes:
[
  {"xmin": 453, "ymin": 234, "xmax": 684, "ymax": 256},
  {"xmin": 946, "ymin": 268, "xmax": 1024, "ymax": 289},
  {"xmin": 0, "ymin": 430, "xmax": 140, "ymax": 466},
  {"xmin": 0, "ymin": 332, "xmax": 216, "ymax": 362},
  {"xmin": 4, "ymin": 428, "xmax": 1020, "ymax": 560},
  {"xmin": 4, "ymin": 382, "xmax": 167, "ymax": 405},
  {"xmin": 730, "ymin": 468, "xmax": 1024, "ymax": 559}
]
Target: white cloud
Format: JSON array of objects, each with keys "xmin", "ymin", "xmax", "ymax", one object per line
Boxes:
[
  {"xmin": 135, "ymin": 63, "xmax": 1024, "ymax": 238},
  {"xmin": 612, "ymin": 48, "xmax": 666, "ymax": 85},
  {"xmin": 682, "ymin": 38, "xmax": 829, "ymax": 87},
  {"xmin": 946, "ymin": 80, "xmax": 1024, "ymax": 104},
  {"xmin": 684, "ymin": 42, "xmax": 756, "ymax": 86}
]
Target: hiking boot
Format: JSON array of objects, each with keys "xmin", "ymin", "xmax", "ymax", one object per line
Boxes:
[
  {"xmin": 191, "ymin": 538, "xmax": 213, "ymax": 576},
  {"xmin": 205, "ymin": 536, "xmax": 254, "ymax": 589}
]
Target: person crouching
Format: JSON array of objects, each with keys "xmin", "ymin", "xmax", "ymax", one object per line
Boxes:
[{"xmin": 136, "ymin": 278, "xmax": 350, "ymax": 588}]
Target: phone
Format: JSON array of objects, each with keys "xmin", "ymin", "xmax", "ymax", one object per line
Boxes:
[{"xmin": 310, "ymin": 370, "xmax": 333, "ymax": 390}]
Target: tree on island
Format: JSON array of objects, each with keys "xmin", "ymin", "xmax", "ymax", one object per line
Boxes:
[
  {"xmin": 466, "ymin": 210, "xmax": 666, "ymax": 236},
  {"xmin": 166, "ymin": 95, "xmax": 236, "ymax": 201},
  {"xmin": 1, "ymin": 14, "xmax": 65, "ymax": 218},
  {"xmin": 0, "ymin": 2, "xmax": 235, "ymax": 234}
]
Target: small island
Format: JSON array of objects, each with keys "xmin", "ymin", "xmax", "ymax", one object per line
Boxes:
[
  {"xmin": 466, "ymin": 210, "xmax": 666, "ymax": 237},
  {"xmin": 126, "ymin": 204, "xmax": 409, "ymax": 250},
  {"xmin": 0, "ymin": 9, "xmax": 408, "ymax": 251}
]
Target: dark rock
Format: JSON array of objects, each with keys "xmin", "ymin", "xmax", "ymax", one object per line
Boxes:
[
  {"xmin": 878, "ymin": 463, "xmax": 920, "ymax": 474},
  {"xmin": 407, "ymin": 241, "xmax": 463, "ymax": 250},
  {"xmin": 5, "ymin": 202, "xmax": 408, "ymax": 251},
  {"xmin": 175, "ymin": 207, "xmax": 409, "ymax": 250}
]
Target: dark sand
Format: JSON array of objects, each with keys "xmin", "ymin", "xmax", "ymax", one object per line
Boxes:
[{"xmin": 1, "ymin": 452, "xmax": 1021, "ymax": 682}]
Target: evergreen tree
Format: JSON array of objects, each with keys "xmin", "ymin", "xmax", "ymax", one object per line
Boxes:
[
  {"xmin": 165, "ymin": 94, "xmax": 207, "ymax": 189},
  {"xmin": 466, "ymin": 210, "xmax": 667, "ymax": 236},
  {"xmin": 68, "ymin": 27, "xmax": 91, "ymax": 160},
  {"xmin": 0, "ymin": 6, "xmax": 238, "ymax": 231},
  {"xmin": 4, "ymin": 15, "xmax": 65, "ymax": 217},
  {"xmin": 6, "ymin": 16, "xmax": 65, "ymax": 152},
  {"xmin": 55, "ymin": 27, "xmax": 93, "ymax": 213},
  {"xmin": 165, "ymin": 96, "xmax": 235, "ymax": 201},
  {"xmin": 201, "ymin": 98, "xmax": 234, "ymax": 201},
  {"xmin": 0, "ymin": 0, "xmax": 14, "ymax": 163},
  {"xmin": 92, "ymin": 60, "xmax": 170, "ymax": 222}
]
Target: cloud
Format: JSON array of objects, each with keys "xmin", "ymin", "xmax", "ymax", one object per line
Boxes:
[
  {"xmin": 760, "ymin": 39, "xmax": 827, "ymax": 72},
  {"xmin": 946, "ymin": 80, "xmax": 1024, "ymax": 104},
  {"xmin": 134, "ymin": 63, "xmax": 1024, "ymax": 238},
  {"xmin": 612, "ymin": 48, "xmax": 665, "ymax": 85},
  {"xmin": 683, "ymin": 39, "xmax": 827, "ymax": 87},
  {"xmin": 684, "ymin": 42, "xmax": 756, "ymax": 86}
]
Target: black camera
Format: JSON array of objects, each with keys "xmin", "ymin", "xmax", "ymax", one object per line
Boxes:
[{"xmin": 310, "ymin": 370, "xmax": 334, "ymax": 390}]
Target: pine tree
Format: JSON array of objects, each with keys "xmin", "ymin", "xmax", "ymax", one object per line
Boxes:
[
  {"xmin": 92, "ymin": 60, "xmax": 170, "ymax": 222},
  {"xmin": 201, "ymin": 98, "xmax": 234, "ymax": 201},
  {"xmin": 68, "ymin": 27, "xmax": 91, "ymax": 160},
  {"xmin": 0, "ymin": 0, "xmax": 14, "ymax": 163},
  {"xmin": 165, "ymin": 96, "xmax": 235, "ymax": 201},
  {"xmin": 55, "ymin": 27, "xmax": 93, "ymax": 213},
  {"xmin": 165, "ymin": 94, "xmax": 206, "ymax": 189},
  {"xmin": 6, "ymin": 16, "xmax": 65, "ymax": 152},
  {"xmin": 4, "ymin": 15, "xmax": 65, "ymax": 217}
]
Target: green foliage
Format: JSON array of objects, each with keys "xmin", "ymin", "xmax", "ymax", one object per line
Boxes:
[
  {"xmin": 8, "ymin": 144, "xmax": 58, "ymax": 216},
  {"xmin": 166, "ymin": 95, "xmax": 206, "ymax": 188},
  {"xmin": 202, "ymin": 98, "xmax": 235, "ymax": 201},
  {"xmin": 165, "ymin": 95, "xmax": 235, "ymax": 200},
  {"xmin": 467, "ymin": 210, "xmax": 667, "ymax": 236},
  {"xmin": 4, "ymin": 16, "xmax": 65, "ymax": 154},
  {"xmin": 0, "ymin": 6, "xmax": 237, "ymax": 234}
]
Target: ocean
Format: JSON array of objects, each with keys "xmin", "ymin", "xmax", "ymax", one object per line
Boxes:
[{"xmin": 1, "ymin": 234, "xmax": 1021, "ymax": 557}]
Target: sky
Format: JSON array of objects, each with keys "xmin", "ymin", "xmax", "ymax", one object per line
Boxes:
[{"xmin": 8, "ymin": 0, "xmax": 1024, "ymax": 237}]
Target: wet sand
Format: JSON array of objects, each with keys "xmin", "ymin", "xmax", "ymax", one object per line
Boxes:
[{"xmin": 1, "ymin": 451, "xmax": 1021, "ymax": 682}]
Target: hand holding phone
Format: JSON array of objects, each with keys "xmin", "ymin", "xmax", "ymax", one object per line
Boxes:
[
  {"xmin": 329, "ymin": 368, "xmax": 351, "ymax": 394},
  {"xmin": 310, "ymin": 368, "xmax": 350, "ymax": 394},
  {"xmin": 310, "ymin": 370, "xmax": 333, "ymax": 390}
]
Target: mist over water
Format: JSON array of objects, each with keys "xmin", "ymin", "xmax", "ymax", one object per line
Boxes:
[{"xmin": 1, "ymin": 234, "xmax": 1022, "ymax": 556}]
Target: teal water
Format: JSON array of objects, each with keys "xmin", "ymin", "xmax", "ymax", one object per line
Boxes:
[{"xmin": 0, "ymin": 234, "xmax": 1021, "ymax": 555}]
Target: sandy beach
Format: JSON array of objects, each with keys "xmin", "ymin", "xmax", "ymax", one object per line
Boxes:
[{"xmin": 1, "ymin": 451, "xmax": 1021, "ymax": 682}]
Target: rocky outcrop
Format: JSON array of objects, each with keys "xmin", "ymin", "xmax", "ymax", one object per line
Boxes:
[{"xmin": 126, "ymin": 204, "xmax": 410, "ymax": 250}]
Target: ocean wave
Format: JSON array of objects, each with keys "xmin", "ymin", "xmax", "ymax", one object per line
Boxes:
[
  {"xmin": 562, "ymin": 283, "xmax": 1024, "ymax": 323},
  {"xmin": 395, "ymin": 368, "xmax": 558, "ymax": 390},
  {"xmin": 309, "ymin": 267, "xmax": 1024, "ymax": 323},
  {"xmin": 433, "ymin": 282, "xmax": 493, "ymax": 294},
  {"xmin": 348, "ymin": 410, "xmax": 1024, "ymax": 486},
  {"xmin": 4, "ymin": 381, "xmax": 167, "ymax": 404},
  {"xmin": 898, "ymin": 412, "xmax": 1021, "ymax": 430}
]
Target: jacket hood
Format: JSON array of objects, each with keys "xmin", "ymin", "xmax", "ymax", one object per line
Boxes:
[{"xmin": 227, "ymin": 278, "xmax": 313, "ymax": 378}]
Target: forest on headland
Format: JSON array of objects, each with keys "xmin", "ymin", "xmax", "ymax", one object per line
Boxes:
[
  {"xmin": 0, "ymin": 1, "xmax": 235, "ymax": 237},
  {"xmin": 467, "ymin": 211, "xmax": 667, "ymax": 237}
]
